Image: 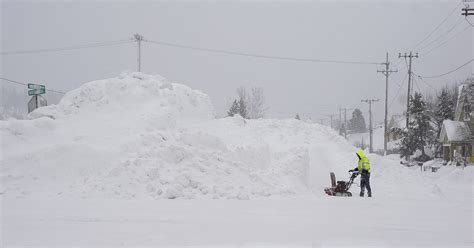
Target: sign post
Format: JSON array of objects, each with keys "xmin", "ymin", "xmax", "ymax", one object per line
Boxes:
[{"xmin": 27, "ymin": 83, "xmax": 47, "ymax": 113}]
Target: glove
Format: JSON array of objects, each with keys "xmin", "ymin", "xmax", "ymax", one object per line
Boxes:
[{"xmin": 348, "ymin": 169, "xmax": 353, "ymax": 172}]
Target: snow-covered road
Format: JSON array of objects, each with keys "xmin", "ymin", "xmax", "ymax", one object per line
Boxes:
[{"xmin": 2, "ymin": 196, "xmax": 472, "ymax": 247}]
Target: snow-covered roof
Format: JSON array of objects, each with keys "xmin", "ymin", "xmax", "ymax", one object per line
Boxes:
[
  {"xmin": 440, "ymin": 120, "xmax": 472, "ymax": 143},
  {"xmin": 455, "ymin": 80, "xmax": 474, "ymax": 120}
]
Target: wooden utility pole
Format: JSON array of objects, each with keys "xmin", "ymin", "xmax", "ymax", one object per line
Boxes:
[
  {"xmin": 339, "ymin": 107, "xmax": 354, "ymax": 139},
  {"xmin": 133, "ymin": 34, "xmax": 144, "ymax": 72},
  {"xmin": 361, "ymin": 99, "xmax": 379, "ymax": 153},
  {"xmin": 398, "ymin": 52, "xmax": 418, "ymax": 129},
  {"xmin": 339, "ymin": 107, "xmax": 342, "ymax": 133},
  {"xmin": 378, "ymin": 53, "xmax": 397, "ymax": 156},
  {"xmin": 327, "ymin": 114, "xmax": 336, "ymax": 129}
]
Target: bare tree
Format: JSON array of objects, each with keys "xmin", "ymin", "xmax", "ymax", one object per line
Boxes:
[
  {"xmin": 231, "ymin": 86, "xmax": 266, "ymax": 119},
  {"xmin": 248, "ymin": 87, "xmax": 265, "ymax": 119}
]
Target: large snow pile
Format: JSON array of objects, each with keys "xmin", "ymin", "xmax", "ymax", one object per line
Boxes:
[
  {"xmin": 0, "ymin": 72, "xmax": 350, "ymax": 199},
  {"xmin": 1, "ymin": 72, "xmax": 472, "ymax": 200}
]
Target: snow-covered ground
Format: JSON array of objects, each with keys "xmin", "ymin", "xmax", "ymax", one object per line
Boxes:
[{"xmin": 1, "ymin": 72, "xmax": 473, "ymax": 247}]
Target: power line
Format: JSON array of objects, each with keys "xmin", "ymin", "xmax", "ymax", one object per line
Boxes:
[
  {"xmin": 411, "ymin": 1, "xmax": 463, "ymax": 51},
  {"xmin": 0, "ymin": 77, "xmax": 66, "ymax": 94},
  {"xmin": 421, "ymin": 24, "xmax": 471, "ymax": 56},
  {"xmin": 144, "ymin": 39, "xmax": 380, "ymax": 65},
  {"xmin": 417, "ymin": 16, "xmax": 465, "ymax": 52},
  {"xmin": 389, "ymin": 72, "xmax": 408, "ymax": 109},
  {"xmin": 412, "ymin": 72, "xmax": 437, "ymax": 91},
  {"xmin": 413, "ymin": 76, "xmax": 422, "ymax": 93},
  {"xmin": 465, "ymin": 17, "xmax": 474, "ymax": 27},
  {"xmin": 1, "ymin": 39, "xmax": 133, "ymax": 56},
  {"xmin": 419, "ymin": 58, "xmax": 474, "ymax": 78}
]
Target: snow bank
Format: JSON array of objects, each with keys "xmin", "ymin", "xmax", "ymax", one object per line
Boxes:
[
  {"xmin": 29, "ymin": 71, "xmax": 215, "ymax": 121},
  {"xmin": 2, "ymin": 72, "xmax": 472, "ymax": 200}
]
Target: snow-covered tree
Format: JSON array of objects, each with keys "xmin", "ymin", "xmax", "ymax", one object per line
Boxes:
[
  {"xmin": 238, "ymin": 96, "xmax": 248, "ymax": 118},
  {"xmin": 231, "ymin": 86, "xmax": 265, "ymax": 119},
  {"xmin": 349, "ymin": 108, "xmax": 366, "ymax": 133},
  {"xmin": 227, "ymin": 99, "xmax": 240, "ymax": 117},
  {"xmin": 400, "ymin": 93, "xmax": 434, "ymax": 159},
  {"xmin": 425, "ymin": 85, "xmax": 458, "ymax": 157},
  {"xmin": 248, "ymin": 87, "xmax": 265, "ymax": 119}
]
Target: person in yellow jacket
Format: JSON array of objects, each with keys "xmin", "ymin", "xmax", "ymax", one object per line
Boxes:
[{"xmin": 349, "ymin": 149, "xmax": 372, "ymax": 197}]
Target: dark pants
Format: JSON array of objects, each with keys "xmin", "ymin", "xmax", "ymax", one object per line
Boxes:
[{"xmin": 360, "ymin": 172, "xmax": 371, "ymax": 197}]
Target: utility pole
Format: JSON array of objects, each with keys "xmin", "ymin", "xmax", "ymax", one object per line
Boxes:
[
  {"xmin": 361, "ymin": 99, "xmax": 380, "ymax": 153},
  {"xmin": 339, "ymin": 107, "xmax": 353, "ymax": 139},
  {"xmin": 133, "ymin": 34, "xmax": 144, "ymax": 72},
  {"xmin": 398, "ymin": 52, "xmax": 418, "ymax": 129},
  {"xmin": 339, "ymin": 107, "xmax": 342, "ymax": 134},
  {"xmin": 378, "ymin": 52, "xmax": 398, "ymax": 156},
  {"xmin": 327, "ymin": 114, "xmax": 336, "ymax": 129}
]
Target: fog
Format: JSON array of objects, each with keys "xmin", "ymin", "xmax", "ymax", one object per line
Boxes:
[{"xmin": 1, "ymin": 0, "xmax": 472, "ymax": 123}]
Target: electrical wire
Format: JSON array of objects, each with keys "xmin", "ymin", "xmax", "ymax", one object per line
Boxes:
[
  {"xmin": 388, "ymin": 72, "xmax": 408, "ymax": 109},
  {"xmin": 413, "ymin": 76, "xmax": 422, "ymax": 93},
  {"xmin": 411, "ymin": 1, "xmax": 463, "ymax": 51},
  {"xmin": 412, "ymin": 72, "xmax": 437, "ymax": 91},
  {"xmin": 417, "ymin": 16, "xmax": 465, "ymax": 52},
  {"xmin": 0, "ymin": 77, "xmax": 66, "ymax": 94},
  {"xmin": 465, "ymin": 16, "xmax": 474, "ymax": 27},
  {"xmin": 1, "ymin": 39, "xmax": 133, "ymax": 56},
  {"xmin": 421, "ymin": 25, "xmax": 471, "ymax": 56},
  {"xmin": 419, "ymin": 58, "xmax": 474, "ymax": 78},
  {"xmin": 144, "ymin": 39, "xmax": 381, "ymax": 65}
]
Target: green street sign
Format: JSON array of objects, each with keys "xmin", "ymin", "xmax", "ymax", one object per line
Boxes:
[
  {"xmin": 28, "ymin": 83, "xmax": 45, "ymax": 90},
  {"xmin": 28, "ymin": 88, "xmax": 46, "ymax": 96}
]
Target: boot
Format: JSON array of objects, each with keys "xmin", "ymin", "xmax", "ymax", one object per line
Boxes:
[
  {"xmin": 360, "ymin": 192, "xmax": 364, "ymax": 197},
  {"xmin": 368, "ymin": 192, "xmax": 372, "ymax": 197}
]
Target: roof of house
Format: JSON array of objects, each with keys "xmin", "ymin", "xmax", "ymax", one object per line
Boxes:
[
  {"xmin": 455, "ymin": 80, "xmax": 474, "ymax": 120},
  {"xmin": 440, "ymin": 120, "xmax": 472, "ymax": 143}
]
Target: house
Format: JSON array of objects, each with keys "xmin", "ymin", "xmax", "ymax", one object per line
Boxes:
[
  {"xmin": 439, "ymin": 80, "xmax": 474, "ymax": 162},
  {"xmin": 387, "ymin": 114, "xmax": 405, "ymax": 142}
]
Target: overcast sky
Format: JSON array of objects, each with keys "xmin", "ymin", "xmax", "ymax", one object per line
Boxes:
[{"xmin": 1, "ymin": 0, "xmax": 472, "ymax": 124}]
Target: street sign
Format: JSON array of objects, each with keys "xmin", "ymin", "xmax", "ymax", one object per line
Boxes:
[
  {"xmin": 27, "ymin": 83, "xmax": 46, "ymax": 96},
  {"xmin": 28, "ymin": 83, "xmax": 45, "ymax": 90},
  {"xmin": 28, "ymin": 88, "xmax": 46, "ymax": 96}
]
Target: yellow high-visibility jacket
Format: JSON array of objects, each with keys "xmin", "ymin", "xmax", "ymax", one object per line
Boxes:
[{"xmin": 356, "ymin": 149, "xmax": 371, "ymax": 174}]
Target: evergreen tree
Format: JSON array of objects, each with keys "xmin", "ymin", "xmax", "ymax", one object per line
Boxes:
[
  {"xmin": 295, "ymin": 114, "xmax": 301, "ymax": 120},
  {"xmin": 227, "ymin": 99, "xmax": 240, "ymax": 117},
  {"xmin": 238, "ymin": 96, "xmax": 248, "ymax": 118},
  {"xmin": 400, "ymin": 93, "xmax": 434, "ymax": 159},
  {"xmin": 349, "ymin": 108, "xmax": 367, "ymax": 133},
  {"xmin": 436, "ymin": 88, "xmax": 455, "ymax": 121}
]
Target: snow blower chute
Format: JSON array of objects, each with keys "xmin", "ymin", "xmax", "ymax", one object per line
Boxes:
[{"xmin": 324, "ymin": 171, "xmax": 359, "ymax": 197}]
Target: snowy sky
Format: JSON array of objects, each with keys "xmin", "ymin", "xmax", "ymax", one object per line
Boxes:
[{"xmin": 1, "ymin": 0, "xmax": 472, "ymax": 124}]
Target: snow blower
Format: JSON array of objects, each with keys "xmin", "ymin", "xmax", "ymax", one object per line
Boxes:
[{"xmin": 324, "ymin": 171, "xmax": 359, "ymax": 197}]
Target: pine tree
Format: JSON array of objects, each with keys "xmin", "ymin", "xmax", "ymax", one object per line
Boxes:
[
  {"xmin": 400, "ymin": 93, "xmax": 434, "ymax": 159},
  {"xmin": 426, "ymin": 86, "xmax": 457, "ymax": 155},
  {"xmin": 227, "ymin": 99, "xmax": 240, "ymax": 117},
  {"xmin": 349, "ymin": 108, "xmax": 367, "ymax": 133},
  {"xmin": 238, "ymin": 97, "xmax": 248, "ymax": 118}
]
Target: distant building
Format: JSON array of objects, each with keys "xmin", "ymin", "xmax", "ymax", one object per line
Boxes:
[
  {"xmin": 439, "ymin": 81, "xmax": 474, "ymax": 162},
  {"xmin": 387, "ymin": 114, "xmax": 405, "ymax": 142}
]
